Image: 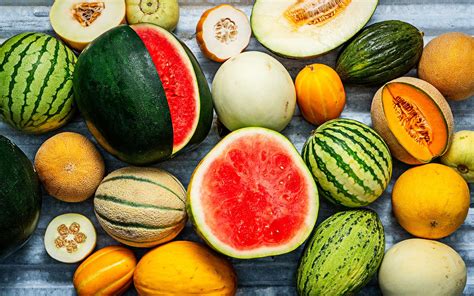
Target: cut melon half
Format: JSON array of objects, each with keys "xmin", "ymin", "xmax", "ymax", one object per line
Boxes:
[
  {"xmin": 44, "ymin": 213, "xmax": 97, "ymax": 263},
  {"xmin": 188, "ymin": 127, "xmax": 319, "ymax": 259},
  {"xmin": 132, "ymin": 24, "xmax": 201, "ymax": 154},
  {"xmin": 251, "ymin": 0, "xmax": 378, "ymax": 58},
  {"xmin": 50, "ymin": 0, "xmax": 126, "ymax": 51},
  {"xmin": 196, "ymin": 4, "xmax": 251, "ymax": 62}
]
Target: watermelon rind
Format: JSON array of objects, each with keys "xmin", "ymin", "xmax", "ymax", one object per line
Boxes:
[
  {"xmin": 302, "ymin": 118, "xmax": 392, "ymax": 207},
  {"xmin": 187, "ymin": 127, "xmax": 319, "ymax": 259},
  {"xmin": 297, "ymin": 209, "xmax": 385, "ymax": 295},
  {"xmin": 0, "ymin": 32, "xmax": 76, "ymax": 134}
]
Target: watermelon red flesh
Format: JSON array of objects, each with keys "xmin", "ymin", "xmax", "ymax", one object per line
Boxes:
[
  {"xmin": 200, "ymin": 133, "xmax": 311, "ymax": 251},
  {"xmin": 133, "ymin": 25, "xmax": 199, "ymax": 153}
]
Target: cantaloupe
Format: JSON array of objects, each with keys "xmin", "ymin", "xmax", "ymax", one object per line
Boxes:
[
  {"xmin": 94, "ymin": 167, "xmax": 187, "ymax": 247},
  {"xmin": 371, "ymin": 77, "xmax": 454, "ymax": 164},
  {"xmin": 418, "ymin": 32, "xmax": 474, "ymax": 101}
]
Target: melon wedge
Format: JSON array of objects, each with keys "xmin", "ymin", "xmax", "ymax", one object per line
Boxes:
[
  {"xmin": 50, "ymin": 0, "xmax": 126, "ymax": 51},
  {"xmin": 188, "ymin": 127, "xmax": 319, "ymax": 259},
  {"xmin": 251, "ymin": 0, "xmax": 378, "ymax": 58}
]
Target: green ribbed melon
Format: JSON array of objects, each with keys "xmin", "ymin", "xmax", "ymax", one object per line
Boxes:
[
  {"xmin": 302, "ymin": 118, "xmax": 392, "ymax": 207},
  {"xmin": 297, "ymin": 209, "xmax": 385, "ymax": 295},
  {"xmin": 0, "ymin": 32, "xmax": 76, "ymax": 134},
  {"xmin": 94, "ymin": 167, "xmax": 187, "ymax": 248}
]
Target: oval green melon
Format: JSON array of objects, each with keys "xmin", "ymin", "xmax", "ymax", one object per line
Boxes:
[
  {"xmin": 302, "ymin": 118, "xmax": 392, "ymax": 207},
  {"xmin": 0, "ymin": 135, "xmax": 41, "ymax": 260},
  {"xmin": 73, "ymin": 24, "xmax": 213, "ymax": 165},
  {"xmin": 94, "ymin": 166, "xmax": 187, "ymax": 248},
  {"xmin": 336, "ymin": 20, "xmax": 424, "ymax": 85},
  {"xmin": 297, "ymin": 209, "xmax": 385, "ymax": 295},
  {"xmin": 0, "ymin": 33, "xmax": 76, "ymax": 134},
  {"xmin": 188, "ymin": 127, "xmax": 319, "ymax": 259}
]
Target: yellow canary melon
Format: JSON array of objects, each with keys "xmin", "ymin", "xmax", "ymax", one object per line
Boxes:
[
  {"xmin": 94, "ymin": 167, "xmax": 187, "ymax": 248},
  {"xmin": 371, "ymin": 77, "xmax": 454, "ymax": 164},
  {"xmin": 34, "ymin": 132, "xmax": 105, "ymax": 203},
  {"xmin": 440, "ymin": 130, "xmax": 474, "ymax": 183},
  {"xmin": 134, "ymin": 241, "xmax": 237, "ymax": 295},
  {"xmin": 392, "ymin": 163, "xmax": 470, "ymax": 239},
  {"xmin": 418, "ymin": 32, "xmax": 474, "ymax": 101}
]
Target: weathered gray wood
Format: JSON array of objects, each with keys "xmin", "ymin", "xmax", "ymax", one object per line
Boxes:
[{"xmin": 0, "ymin": 1, "xmax": 473, "ymax": 295}]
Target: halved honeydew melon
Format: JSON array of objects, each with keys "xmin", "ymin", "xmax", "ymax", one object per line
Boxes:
[
  {"xmin": 50, "ymin": 0, "xmax": 126, "ymax": 51},
  {"xmin": 44, "ymin": 213, "xmax": 97, "ymax": 263},
  {"xmin": 251, "ymin": 0, "xmax": 378, "ymax": 59},
  {"xmin": 196, "ymin": 4, "xmax": 251, "ymax": 62}
]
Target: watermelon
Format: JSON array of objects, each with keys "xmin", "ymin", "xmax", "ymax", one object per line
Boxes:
[
  {"xmin": 0, "ymin": 135, "xmax": 42, "ymax": 260},
  {"xmin": 0, "ymin": 32, "xmax": 76, "ymax": 134},
  {"xmin": 73, "ymin": 24, "xmax": 213, "ymax": 165},
  {"xmin": 302, "ymin": 119, "xmax": 392, "ymax": 207},
  {"xmin": 297, "ymin": 209, "xmax": 385, "ymax": 295},
  {"xmin": 188, "ymin": 127, "xmax": 319, "ymax": 259}
]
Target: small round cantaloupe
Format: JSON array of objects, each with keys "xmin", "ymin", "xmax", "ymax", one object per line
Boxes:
[
  {"xmin": 371, "ymin": 77, "xmax": 454, "ymax": 164},
  {"xmin": 418, "ymin": 32, "xmax": 474, "ymax": 101}
]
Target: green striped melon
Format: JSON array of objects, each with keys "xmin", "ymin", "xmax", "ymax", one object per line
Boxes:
[
  {"xmin": 94, "ymin": 167, "xmax": 187, "ymax": 248},
  {"xmin": 302, "ymin": 118, "xmax": 392, "ymax": 207},
  {"xmin": 297, "ymin": 209, "xmax": 385, "ymax": 295},
  {"xmin": 0, "ymin": 32, "xmax": 76, "ymax": 134}
]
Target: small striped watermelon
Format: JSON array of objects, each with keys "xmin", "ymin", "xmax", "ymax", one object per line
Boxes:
[
  {"xmin": 0, "ymin": 32, "xmax": 76, "ymax": 134},
  {"xmin": 94, "ymin": 167, "xmax": 187, "ymax": 248},
  {"xmin": 297, "ymin": 209, "xmax": 385, "ymax": 295},
  {"xmin": 302, "ymin": 118, "xmax": 392, "ymax": 207}
]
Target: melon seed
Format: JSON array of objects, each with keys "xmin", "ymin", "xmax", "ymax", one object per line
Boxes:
[
  {"xmin": 72, "ymin": 2, "xmax": 105, "ymax": 27},
  {"xmin": 54, "ymin": 222, "xmax": 87, "ymax": 253},
  {"xmin": 285, "ymin": 0, "xmax": 351, "ymax": 27}
]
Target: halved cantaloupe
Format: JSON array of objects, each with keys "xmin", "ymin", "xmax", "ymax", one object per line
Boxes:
[
  {"xmin": 371, "ymin": 77, "xmax": 454, "ymax": 164},
  {"xmin": 251, "ymin": 0, "xmax": 378, "ymax": 58},
  {"xmin": 50, "ymin": 0, "xmax": 126, "ymax": 51}
]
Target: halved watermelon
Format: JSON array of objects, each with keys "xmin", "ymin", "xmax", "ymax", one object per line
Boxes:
[
  {"xmin": 73, "ymin": 24, "xmax": 213, "ymax": 165},
  {"xmin": 188, "ymin": 127, "xmax": 319, "ymax": 258}
]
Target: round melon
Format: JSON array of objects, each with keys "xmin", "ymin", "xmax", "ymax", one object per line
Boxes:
[
  {"xmin": 302, "ymin": 118, "xmax": 392, "ymax": 207},
  {"xmin": 371, "ymin": 77, "xmax": 454, "ymax": 164},
  {"xmin": 0, "ymin": 135, "xmax": 41, "ymax": 260},
  {"xmin": 251, "ymin": 0, "xmax": 378, "ymax": 58},
  {"xmin": 188, "ymin": 127, "xmax": 319, "ymax": 259},
  {"xmin": 126, "ymin": 0, "xmax": 179, "ymax": 32},
  {"xmin": 0, "ymin": 33, "xmax": 76, "ymax": 134},
  {"xmin": 73, "ymin": 23, "xmax": 213, "ymax": 165},
  {"xmin": 50, "ymin": 0, "xmax": 126, "ymax": 51},
  {"xmin": 94, "ymin": 167, "xmax": 187, "ymax": 248},
  {"xmin": 212, "ymin": 51, "xmax": 296, "ymax": 132}
]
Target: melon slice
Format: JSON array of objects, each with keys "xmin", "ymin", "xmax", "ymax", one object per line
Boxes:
[
  {"xmin": 196, "ymin": 4, "xmax": 251, "ymax": 62},
  {"xmin": 50, "ymin": 0, "xmax": 126, "ymax": 51},
  {"xmin": 188, "ymin": 127, "xmax": 319, "ymax": 258},
  {"xmin": 132, "ymin": 24, "xmax": 201, "ymax": 154},
  {"xmin": 44, "ymin": 213, "xmax": 97, "ymax": 263},
  {"xmin": 251, "ymin": 0, "xmax": 378, "ymax": 58}
]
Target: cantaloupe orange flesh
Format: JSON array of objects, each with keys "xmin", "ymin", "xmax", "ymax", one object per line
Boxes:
[{"xmin": 382, "ymin": 82, "xmax": 448, "ymax": 162}]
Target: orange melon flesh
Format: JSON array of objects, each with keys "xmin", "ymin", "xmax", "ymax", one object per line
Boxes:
[{"xmin": 382, "ymin": 82, "xmax": 449, "ymax": 162}]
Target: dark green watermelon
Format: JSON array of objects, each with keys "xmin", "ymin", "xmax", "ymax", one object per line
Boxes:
[
  {"xmin": 73, "ymin": 24, "xmax": 213, "ymax": 165},
  {"xmin": 0, "ymin": 135, "xmax": 41, "ymax": 260}
]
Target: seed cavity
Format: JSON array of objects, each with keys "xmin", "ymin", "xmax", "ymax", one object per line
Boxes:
[
  {"xmin": 392, "ymin": 96, "xmax": 433, "ymax": 146},
  {"xmin": 54, "ymin": 222, "xmax": 87, "ymax": 253},
  {"xmin": 215, "ymin": 18, "xmax": 238, "ymax": 44},
  {"xmin": 284, "ymin": 0, "xmax": 351, "ymax": 27},
  {"xmin": 72, "ymin": 2, "xmax": 105, "ymax": 27}
]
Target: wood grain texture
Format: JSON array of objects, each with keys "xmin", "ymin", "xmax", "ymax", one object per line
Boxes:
[{"xmin": 0, "ymin": 1, "xmax": 473, "ymax": 295}]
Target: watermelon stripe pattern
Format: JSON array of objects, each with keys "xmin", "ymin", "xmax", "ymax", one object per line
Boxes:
[
  {"xmin": 94, "ymin": 167, "xmax": 187, "ymax": 248},
  {"xmin": 297, "ymin": 210, "xmax": 385, "ymax": 295},
  {"xmin": 302, "ymin": 119, "xmax": 392, "ymax": 207},
  {"xmin": 0, "ymin": 32, "xmax": 76, "ymax": 134}
]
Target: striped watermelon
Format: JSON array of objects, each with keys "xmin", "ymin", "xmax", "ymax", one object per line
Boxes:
[
  {"xmin": 302, "ymin": 118, "xmax": 392, "ymax": 207},
  {"xmin": 0, "ymin": 33, "xmax": 76, "ymax": 134},
  {"xmin": 94, "ymin": 167, "xmax": 187, "ymax": 248},
  {"xmin": 297, "ymin": 209, "xmax": 385, "ymax": 295}
]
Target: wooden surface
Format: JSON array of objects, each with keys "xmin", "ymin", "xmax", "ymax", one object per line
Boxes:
[{"xmin": 0, "ymin": 1, "xmax": 473, "ymax": 295}]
